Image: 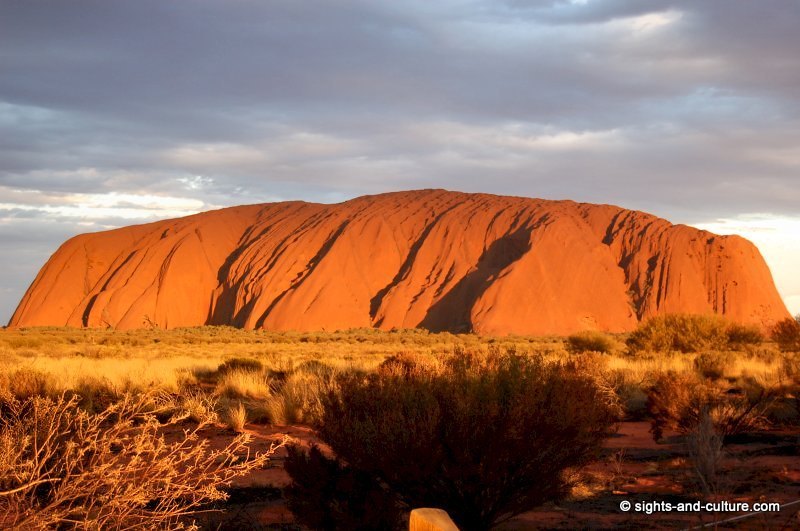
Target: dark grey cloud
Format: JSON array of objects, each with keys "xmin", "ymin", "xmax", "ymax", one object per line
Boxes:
[{"xmin": 1, "ymin": 0, "xmax": 800, "ymax": 322}]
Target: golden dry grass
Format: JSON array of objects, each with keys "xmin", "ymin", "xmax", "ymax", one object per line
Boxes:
[
  {"xmin": 0, "ymin": 326, "xmax": 557, "ymax": 398},
  {"xmin": 0, "ymin": 324, "xmax": 795, "ymax": 430},
  {"xmin": 0, "ymin": 355, "xmax": 212, "ymax": 395}
]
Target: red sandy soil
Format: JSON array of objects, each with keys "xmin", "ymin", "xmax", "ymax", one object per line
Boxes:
[
  {"xmin": 10, "ymin": 190, "xmax": 788, "ymax": 334},
  {"xmin": 172, "ymin": 421, "xmax": 800, "ymax": 529},
  {"xmin": 499, "ymin": 422, "xmax": 800, "ymax": 529}
]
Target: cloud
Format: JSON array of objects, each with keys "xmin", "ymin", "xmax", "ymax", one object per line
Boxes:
[
  {"xmin": 0, "ymin": 193, "xmax": 205, "ymax": 221},
  {"xmin": 0, "ymin": 0, "xmax": 799, "ymax": 322},
  {"xmin": 694, "ymin": 216, "xmax": 800, "ymax": 316}
]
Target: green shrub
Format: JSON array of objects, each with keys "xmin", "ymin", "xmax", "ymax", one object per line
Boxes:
[
  {"xmin": 771, "ymin": 317, "xmax": 800, "ymax": 352},
  {"xmin": 628, "ymin": 314, "xmax": 745, "ymax": 354},
  {"xmin": 566, "ymin": 330, "xmax": 620, "ymax": 355},
  {"xmin": 286, "ymin": 351, "xmax": 618, "ymax": 530},
  {"xmin": 725, "ymin": 323, "xmax": 764, "ymax": 348}
]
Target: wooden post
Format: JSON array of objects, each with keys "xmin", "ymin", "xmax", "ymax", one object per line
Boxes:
[{"xmin": 409, "ymin": 508, "xmax": 460, "ymax": 531}]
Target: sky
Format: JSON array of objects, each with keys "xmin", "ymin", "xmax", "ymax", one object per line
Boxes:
[{"xmin": 1, "ymin": 0, "xmax": 799, "ymax": 324}]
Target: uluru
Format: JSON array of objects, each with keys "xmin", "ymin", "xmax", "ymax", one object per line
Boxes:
[{"xmin": 9, "ymin": 189, "xmax": 790, "ymax": 335}]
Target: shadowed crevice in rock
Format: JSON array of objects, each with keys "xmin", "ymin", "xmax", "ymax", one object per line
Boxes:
[
  {"xmin": 254, "ymin": 220, "xmax": 350, "ymax": 329},
  {"xmin": 420, "ymin": 227, "xmax": 532, "ymax": 333},
  {"xmin": 369, "ymin": 204, "xmax": 461, "ymax": 326}
]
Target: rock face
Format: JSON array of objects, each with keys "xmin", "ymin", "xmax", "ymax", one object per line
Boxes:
[{"xmin": 9, "ymin": 190, "xmax": 790, "ymax": 334}]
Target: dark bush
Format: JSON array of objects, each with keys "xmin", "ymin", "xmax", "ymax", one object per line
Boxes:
[
  {"xmin": 68, "ymin": 377, "xmax": 120, "ymax": 413},
  {"xmin": 780, "ymin": 355, "xmax": 800, "ymax": 426},
  {"xmin": 377, "ymin": 352, "xmax": 437, "ymax": 378},
  {"xmin": 286, "ymin": 351, "xmax": 618, "ymax": 530},
  {"xmin": 296, "ymin": 359, "xmax": 335, "ymax": 376},
  {"xmin": 284, "ymin": 444, "xmax": 402, "ymax": 530},
  {"xmin": 771, "ymin": 317, "xmax": 800, "ymax": 352},
  {"xmin": 693, "ymin": 351, "xmax": 732, "ymax": 380},
  {"xmin": 647, "ymin": 372, "xmax": 713, "ymax": 441},
  {"xmin": 646, "ymin": 372, "xmax": 774, "ymax": 442},
  {"xmin": 216, "ymin": 357, "xmax": 263, "ymax": 375}
]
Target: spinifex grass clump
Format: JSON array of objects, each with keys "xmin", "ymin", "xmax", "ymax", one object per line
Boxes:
[
  {"xmin": 222, "ymin": 401, "xmax": 248, "ymax": 432},
  {"xmin": 285, "ymin": 350, "xmax": 619, "ymax": 531},
  {"xmin": 265, "ymin": 369, "xmax": 339, "ymax": 426},
  {"xmin": 215, "ymin": 368, "xmax": 274, "ymax": 399}
]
